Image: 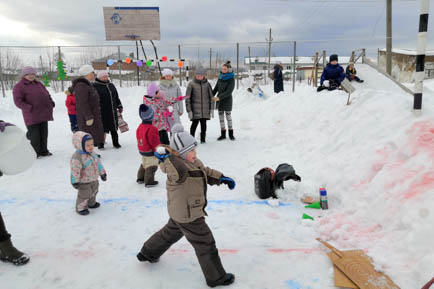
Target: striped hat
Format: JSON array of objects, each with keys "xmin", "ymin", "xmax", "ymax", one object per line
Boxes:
[{"xmin": 170, "ymin": 125, "xmax": 197, "ymax": 159}]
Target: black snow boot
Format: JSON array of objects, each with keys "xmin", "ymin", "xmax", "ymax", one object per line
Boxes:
[
  {"xmin": 228, "ymin": 129, "xmax": 235, "ymax": 141},
  {"xmin": 137, "ymin": 164, "xmax": 145, "ymax": 184},
  {"xmin": 144, "ymin": 166, "xmax": 159, "ymax": 187},
  {"xmin": 88, "ymin": 202, "xmax": 100, "ymax": 209},
  {"xmin": 217, "ymin": 130, "xmax": 226, "ymax": 141},
  {"xmin": 0, "ymin": 239, "xmax": 30, "ymax": 266},
  {"xmin": 77, "ymin": 209, "xmax": 90, "ymax": 216},
  {"xmin": 207, "ymin": 273, "xmax": 235, "ymax": 288},
  {"xmin": 136, "ymin": 252, "xmax": 159, "ymax": 263},
  {"xmin": 200, "ymin": 132, "xmax": 206, "ymax": 144},
  {"xmin": 112, "ymin": 132, "xmax": 121, "ymax": 148}
]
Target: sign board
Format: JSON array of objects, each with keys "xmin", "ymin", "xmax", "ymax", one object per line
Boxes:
[{"xmin": 103, "ymin": 7, "xmax": 160, "ymax": 41}]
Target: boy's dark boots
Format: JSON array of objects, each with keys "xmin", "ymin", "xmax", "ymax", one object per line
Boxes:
[
  {"xmin": 136, "ymin": 252, "xmax": 159, "ymax": 263},
  {"xmin": 200, "ymin": 132, "xmax": 206, "ymax": 144},
  {"xmin": 137, "ymin": 164, "xmax": 145, "ymax": 184},
  {"xmin": 217, "ymin": 130, "xmax": 226, "ymax": 141},
  {"xmin": 207, "ymin": 273, "xmax": 235, "ymax": 288},
  {"xmin": 112, "ymin": 132, "xmax": 121, "ymax": 148},
  {"xmin": 144, "ymin": 166, "xmax": 159, "ymax": 187},
  {"xmin": 228, "ymin": 129, "xmax": 235, "ymax": 141},
  {"xmin": 0, "ymin": 239, "xmax": 30, "ymax": 266}
]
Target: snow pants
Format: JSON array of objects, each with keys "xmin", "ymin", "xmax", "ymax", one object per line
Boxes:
[
  {"xmin": 0, "ymin": 212, "xmax": 11, "ymax": 242},
  {"xmin": 76, "ymin": 181, "xmax": 99, "ymax": 212},
  {"xmin": 26, "ymin": 121, "xmax": 49, "ymax": 156},
  {"xmin": 139, "ymin": 217, "xmax": 226, "ymax": 283}
]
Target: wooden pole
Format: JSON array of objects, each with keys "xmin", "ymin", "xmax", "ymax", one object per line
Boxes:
[
  {"xmin": 386, "ymin": 0, "xmax": 392, "ymax": 75},
  {"xmin": 236, "ymin": 43, "xmax": 240, "ymax": 90},
  {"xmin": 118, "ymin": 46, "xmax": 122, "ymax": 88},
  {"xmin": 292, "ymin": 41, "xmax": 296, "ymax": 93},
  {"xmin": 0, "ymin": 49, "xmax": 6, "ymax": 97}
]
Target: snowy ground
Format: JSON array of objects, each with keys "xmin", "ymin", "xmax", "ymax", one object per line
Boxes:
[{"xmin": 0, "ymin": 64, "xmax": 433, "ymax": 289}]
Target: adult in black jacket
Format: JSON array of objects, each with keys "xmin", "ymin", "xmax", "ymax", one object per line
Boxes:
[
  {"xmin": 93, "ymin": 71, "xmax": 123, "ymax": 148},
  {"xmin": 273, "ymin": 62, "xmax": 284, "ymax": 93},
  {"xmin": 212, "ymin": 61, "xmax": 235, "ymax": 141}
]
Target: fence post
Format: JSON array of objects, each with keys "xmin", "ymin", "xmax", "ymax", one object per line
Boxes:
[
  {"xmin": 0, "ymin": 49, "xmax": 5, "ymax": 98},
  {"xmin": 362, "ymin": 48, "xmax": 366, "ymax": 63},
  {"xmin": 118, "ymin": 46, "xmax": 122, "ymax": 88},
  {"xmin": 414, "ymin": 0, "xmax": 430, "ymax": 110},
  {"xmin": 178, "ymin": 44, "xmax": 182, "ymax": 87},
  {"xmin": 58, "ymin": 46, "xmax": 64, "ymax": 92},
  {"xmin": 322, "ymin": 50, "xmax": 326, "ymax": 68},
  {"xmin": 248, "ymin": 46, "xmax": 251, "ymax": 75},
  {"xmin": 236, "ymin": 42, "xmax": 239, "ymax": 90},
  {"xmin": 314, "ymin": 52, "xmax": 319, "ymax": 87},
  {"xmin": 292, "ymin": 41, "xmax": 296, "ymax": 93},
  {"xmin": 351, "ymin": 51, "xmax": 355, "ymax": 62}
]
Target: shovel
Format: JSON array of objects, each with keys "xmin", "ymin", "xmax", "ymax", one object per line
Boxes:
[{"xmin": 316, "ymin": 238, "xmax": 400, "ymax": 289}]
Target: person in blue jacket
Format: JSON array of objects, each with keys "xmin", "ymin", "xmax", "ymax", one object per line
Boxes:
[
  {"xmin": 346, "ymin": 62, "xmax": 364, "ymax": 83},
  {"xmin": 317, "ymin": 54, "xmax": 346, "ymax": 92},
  {"xmin": 273, "ymin": 61, "xmax": 284, "ymax": 93}
]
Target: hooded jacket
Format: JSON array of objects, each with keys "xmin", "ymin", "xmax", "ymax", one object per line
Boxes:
[{"xmin": 70, "ymin": 131, "xmax": 106, "ymax": 184}]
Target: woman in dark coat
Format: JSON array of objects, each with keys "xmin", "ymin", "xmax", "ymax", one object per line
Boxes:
[
  {"xmin": 13, "ymin": 66, "xmax": 55, "ymax": 158},
  {"xmin": 72, "ymin": 65, "xmax": 104, "ymax": 148},
  {"xmin": 273, "ymin": 61, "xmax": 284, "ymax": 93},
  {"xmin": 212, "ymin": 61, "xmax": 235, "ymax": 141},
  {"xmin": 93, "ymin": 71, "xmax": 123, "ymax": 148}
]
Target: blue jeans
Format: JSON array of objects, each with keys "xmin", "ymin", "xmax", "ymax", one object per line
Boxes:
[{"xmin": 69, "ymin": 114, "xmax": 78, "ymax": 132}]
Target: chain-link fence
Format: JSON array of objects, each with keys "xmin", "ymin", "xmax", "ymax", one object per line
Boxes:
[{"xmin": 0, "ymin": 37, "xmax": 385, "ymax": 97}]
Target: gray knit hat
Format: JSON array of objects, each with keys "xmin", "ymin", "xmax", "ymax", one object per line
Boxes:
[
  {"xmin": 195, "ymin": 67, "xmax": 207, "ymax": 76},
  {"xmin": 170, "ymin": 125, "xmax": 197, "ymax": 159}
]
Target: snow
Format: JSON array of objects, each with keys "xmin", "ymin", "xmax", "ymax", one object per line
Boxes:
[
  {"xmin": 1, "ymin": 64, "xmax": 433, "ymax": 289},
  {"xmin": 379, "ymin": 48, "xmax": 434, "ymax": 56}
]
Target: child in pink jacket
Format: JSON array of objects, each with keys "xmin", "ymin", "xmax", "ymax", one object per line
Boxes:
[{"xmin": 70, "ymin": 131, "xmax": 107, "ymax": 215}]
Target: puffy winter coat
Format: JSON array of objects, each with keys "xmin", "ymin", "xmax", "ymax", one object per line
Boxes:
[
  {"xmin": 213, "ymin": 72, "xmax": 235, "ymax": 112},
  {"xmin": 93, "ymin": 79, "xmax": 123, "ymax": 132},
  {"xmin": 160, "ymin": 156, "xmax": 223, "ymax": 223},
  {"xmin": 72, "ymin": 78, "xmax": 104, "ymax": 145},
  {"xmin": 143, "ymin": 94, "xmax": 173, "ymax": 131},
  {"xmin": 65, "ymin": 93, "xmax": 77, "ymax": 115},
  {"xmin": 70, "ymin": 131, "xmax": 106, "ymax": 184},
  {"xmin": 136, "ymin": 121, "xmax": 161, "ymax": 155},
  {"xmin": 159, "ymin": 79, "xmax": 183, "ymax": 125},
  {"xmin": 273, "ymin": 65, "xmax": 284, "ymax": 93},
  {"xmin": 185, "ymin": 77, "xmax": 214, "ymax": 120},
  {"xmin": 320, "ymin": 63, "xmax": 346, "ymax": 86},
  {"xmin": 346, "ymin": 66, "xmax": 357, "ymax": 78},
  {"xmin": 13, "ymin": 78, "xmax": 54, "ymax": 126}
]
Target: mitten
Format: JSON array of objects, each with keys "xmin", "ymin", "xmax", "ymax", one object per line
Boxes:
[
  {"xmin": 154, "ymin": 147, "xmax": 170, "ymax": 161},
  {"xmin": 52, "ymin": 101, "xmax": 56, "ymax": 108},
  {"xmin": 219, "ymin": 176, "xmax": 236, "ymax": 190},
  {"xmin": 72, "ymin": 183, "xmax": 80, "ymax": 189},
  {"xmin": 86, "ymin": 119, "xmax": 94, "ymax": 126},
  {"xmin": 291, "ymin": 174, "xmax": 301, "ymax": 182},
  {"xmin": 323, "ymin": 80, "xmax": 329, "ymax": 87},
  {"xmin": 101, "ymin": 174, "xmax": 107, "ymax": 181}
]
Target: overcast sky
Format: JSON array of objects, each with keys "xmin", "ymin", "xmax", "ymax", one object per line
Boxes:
[{"xmin": 0, "ymin": 0, "xmax": 433, "ymax": 60}]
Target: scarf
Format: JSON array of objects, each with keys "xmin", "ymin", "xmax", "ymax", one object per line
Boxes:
[{"xmin": 218, "ymin": 72, "xmax": 235, "ymax": 81}]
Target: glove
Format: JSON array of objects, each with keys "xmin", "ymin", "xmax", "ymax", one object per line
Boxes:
[
  {"xmin": 0, "ymin": 121, "xmax": 14, "ymax": 132},
  {"xmin": 118, "ymin": 107, "xmax": 123, "ymax": 114},
  {"xmin": 154, "ymin": 147, "xmax": 170, "ymax": 161},
  {"xmin": 101, "ymin": 174, "xmax": 107, "ymax": 181},
  {"xmin": 220, "ymin": 176, "xmax": 236, "ymax": 190},
  {"xmin": 188, "ymin": 111, "xmax": 193, "ymax": 120},
  {"xmin": 291, "ymin": 174, "xmax": 302, "ymax": 182},
  {"xmin": 86, "ymin": 119, "xmax": 94, "ymax": 126},
  {"xmin": 72, "ymin": 183, "xmax": 80, "ymax": 189},
  {"xmin": 52, "ymin": 101, "xmax": 55, "ymax": 108},
  {"xmin": 323, "ymin": 80, "xmax": 329, "ymax": 87}
]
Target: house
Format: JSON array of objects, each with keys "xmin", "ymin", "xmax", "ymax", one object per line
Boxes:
[{"xmin": 378, "ymin": 48, "xmax": 434, "ymax": 83}]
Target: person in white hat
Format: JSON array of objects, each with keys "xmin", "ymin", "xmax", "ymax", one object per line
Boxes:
[
  {"xmin": 72, "ymin": 65, "xmax": 105, "ymax": 148},
  {"xmin": 159, "ymin": 68, "xmax": 184, "ymax": 128}
]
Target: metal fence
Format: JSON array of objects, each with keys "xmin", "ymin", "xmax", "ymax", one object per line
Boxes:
[{"xmin": 0, "ymin": 37, "xmax": 385, "ymax": 97}]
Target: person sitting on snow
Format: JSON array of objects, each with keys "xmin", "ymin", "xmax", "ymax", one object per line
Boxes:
[
  {"xmin": 247, "ymin": 83, "xmax": 266, "ymax": 99},
  {"xmin": 317, "ymin": 54, "xmax": 346, "ymax": 92},
  {"xmin": 346, "ymin": 62, "xmax": 364, "ymax": 83}
]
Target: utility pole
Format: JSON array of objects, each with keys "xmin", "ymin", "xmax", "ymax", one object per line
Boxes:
[
  {"xmin": 386, "ymin": 0, "xmax": 392, "ymax": 75},
  {"xmin": 209, "ymin": 48, "xmax": 212, "ymax": 70},
  {"xmin": 266, "ymin": 28, "xmax": 273, "ymax": 85}
]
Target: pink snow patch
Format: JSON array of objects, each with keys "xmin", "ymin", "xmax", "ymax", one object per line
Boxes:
[
  {"xmin": 268, "ymin": 248, "xmax": 320, "ymax": 254},
  {"xmin": 409, "ymin": 120, "xmax": 434, "ymax": 157},
  {"xmin": 403, "ymin": 171, "xmax": 434, "ymax": 200}
]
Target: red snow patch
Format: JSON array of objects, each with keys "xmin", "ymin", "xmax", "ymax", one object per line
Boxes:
[
  {"xmin": 409, "ymin": 120, "xmax": 434, "ymax": 158},
  {"xmin": 33, "ymin": 249, "xmax": 96, "ymax": 258},
  {"xmin": 268, "ymin": 248, "xmax": 321, "ymax": 254},
  {"xmin": 403, "ymin": 171, "xmax": 434, "ymax": 200},
  {"xmin": 220, "ymin": 249, "xmax": 239, "ymax": 255}
]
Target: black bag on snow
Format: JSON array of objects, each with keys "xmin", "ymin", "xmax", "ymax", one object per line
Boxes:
[
  {"xmin": 254, "ymin": 168, "xmax": 276, "ymax": 199},
  {"xmin": 254, "ymin": 164, "xmax": 302, "ymax": 199}
]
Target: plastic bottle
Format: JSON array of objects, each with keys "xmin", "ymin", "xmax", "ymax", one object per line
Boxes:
[{"xmin": 319, "ymin": 188, "xmax": 328, "ymax": 210}]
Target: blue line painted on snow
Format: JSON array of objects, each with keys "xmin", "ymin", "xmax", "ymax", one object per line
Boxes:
[
  {"xmin": 286, "ymin": 280, "xmax": 311, "ymax": 289},
  {"xmin": 0, "ymin": 197, "xmax": 292, "ymax": 208}
]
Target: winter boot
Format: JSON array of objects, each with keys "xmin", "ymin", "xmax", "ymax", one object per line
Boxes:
[
  {"xmin": 228, "ymin": 129, "xmax": 235, "ymax": 141},
  {"xmin": 200, "ymin": 132, "xmax": 206, "ymax": 144},
  {"xmin": 112, "ymin": 132, "xmax": 121, "ymax": 148},
  {"xmin": 207, "ymin": 273, "xmax": 235, "ymax": 288},
  {"xmin": 0, "ymin": 239, "xmax": 30, "ymax": 266},
  {"xmin": 217, "ymin": 130, "xmax": 226, "ymax": 141},
  {"xmin": 144, "ymin": 166, "xmax": 159, "ymax": 187},
  {"xmin": 77, "ymin": 209, "xmax": 90, "ymax": 216},
  {"xmin": 88, "ymin": 202, "xmax": 100, "ymax": 209},
  {"xmin": 137, "ymin": 252, "xmax": 159, "ymax": 263},
  {"xmin": 137, "ymin": 164, "xmax": 145, "ymax": 184}
]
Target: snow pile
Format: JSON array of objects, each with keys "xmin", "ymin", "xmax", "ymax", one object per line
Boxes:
[{"xmin": 0, "ymin": 65, "xmax": 433, "ymax": 288}]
